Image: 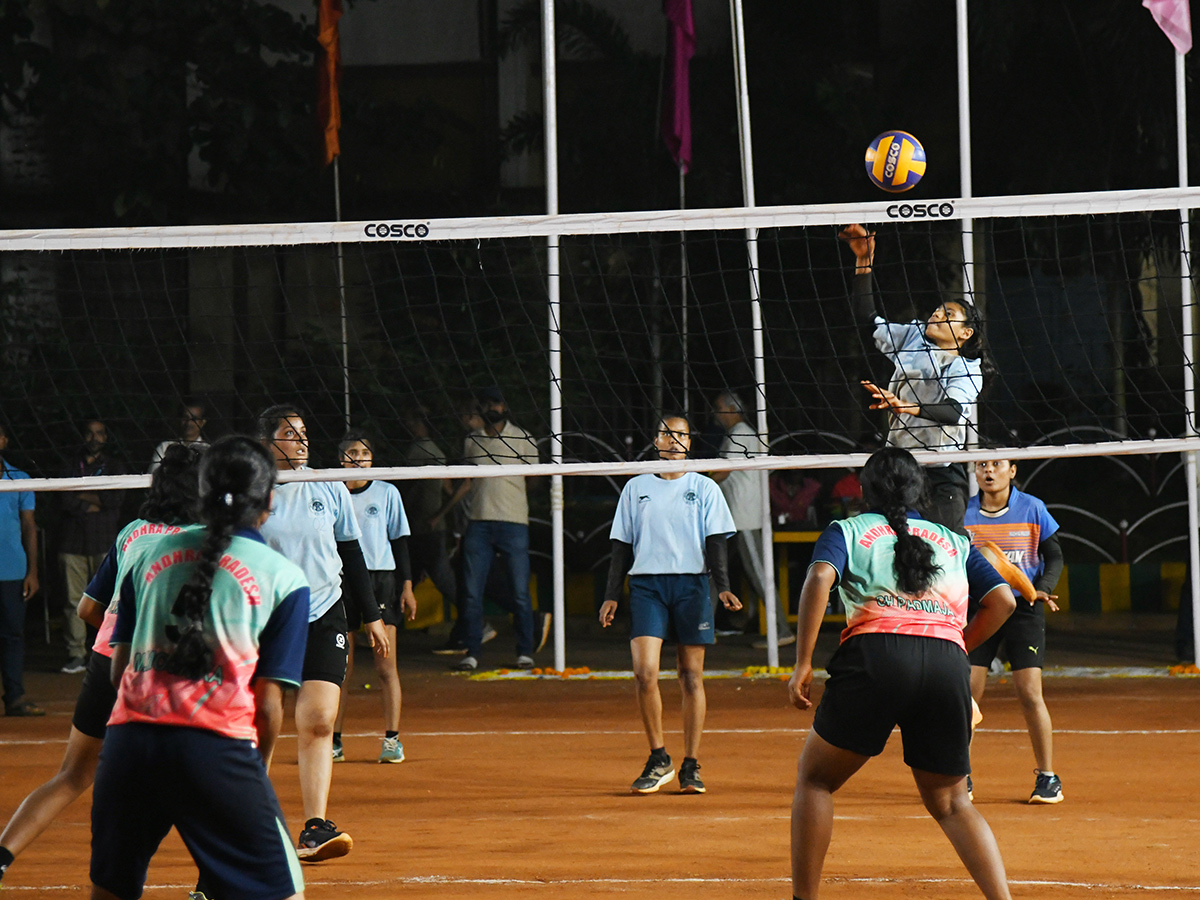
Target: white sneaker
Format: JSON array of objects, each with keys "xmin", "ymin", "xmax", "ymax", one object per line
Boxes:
[
  {"xmin": 752, "ymin": 633, "xmax": 796, "ymax": 650},
  {"xmin": 481, "ymin": 623, "xmax": 498, "ymax": 644},
  {"xmin": 516, "ymin": 655, "xmax": 535, "ymax": 670},
  {"xmin": 453, "ymin": 655, "xmax": 478, "ymax": 672},
  {"xmin": 61, "ymin": 656, "xmax": 86, "ymax": 674}
]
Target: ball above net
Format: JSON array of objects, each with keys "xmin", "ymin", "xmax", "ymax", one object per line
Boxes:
[{"xmin": 865, "ymin": 131, "xmax": 926, "ymax": 193}]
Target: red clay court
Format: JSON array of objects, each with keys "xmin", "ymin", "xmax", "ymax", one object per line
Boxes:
[{"xmin": 1, "ymin": 620, "xmax": 1197, "ymax": 899}]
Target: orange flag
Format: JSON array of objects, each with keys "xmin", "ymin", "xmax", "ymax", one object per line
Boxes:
[{"xmin": 317, "ymin": 0, "xmax": 343, "ymax": 165}]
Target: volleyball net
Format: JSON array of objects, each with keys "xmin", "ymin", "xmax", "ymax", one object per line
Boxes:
[{"xmin": 1, "ymin": 187, "xmax": 1198, "ymax": 576}]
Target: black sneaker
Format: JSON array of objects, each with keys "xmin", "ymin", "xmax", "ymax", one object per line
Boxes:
[
  {"xmin": 296, "ymin": 817, "xmax": 353, "ymax": 862},
  {"xmin": 1029, "ymin": 770, "xmax": 1063, "ymax": 804},
  {"xmin": 966, "ymin": 775, "xmax": 973, "ymax": 801},
  {"xmin": 631, "ymin": 754, "xmax": 675, "ymax": 794},
  {"xmin": 678, "ymin": 759, "xmax": 706, "ymax": 794}
]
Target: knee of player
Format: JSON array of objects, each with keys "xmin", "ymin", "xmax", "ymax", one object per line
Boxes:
[{"xmin": 632, "ymin": 667, "xmax": 660, "ymax": 690}]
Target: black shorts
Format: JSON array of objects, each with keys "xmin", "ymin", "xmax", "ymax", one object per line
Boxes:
[
  {"xmin": 813, "ymin": 633, "xmax": 973, "ymax": 776},
  {"xmin": 345, "ymin": 571, "xmax": 398, "ymax": 631},
  {"xmin": 72, "ymin": 650, "xmax": 118, "ymax": 739},
  {"xmin": 968, "ymin": 599, "xmax": 1046, "ymax": 670},
  {"xmin": 91, "ymin": 723, "xmax": 304, "ymax": 900},
  {"xmin": 302, "ymin": 600, "xmax": 349, "ymax": 686}
]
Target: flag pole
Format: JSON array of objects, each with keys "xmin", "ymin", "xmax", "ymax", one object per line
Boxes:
[
  {"xmin": 334, "ymin": 155, "xmax": 350, "ymax": 428},
  {"xmin": 680, "ymin": 162, "xmax": 688, "ymax": 417}
]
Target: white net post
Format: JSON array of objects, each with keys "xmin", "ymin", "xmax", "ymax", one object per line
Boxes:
[
  {"xmin": 542, "ymin": 0, "xmax": 566, "ymax": 672},
  {"xmin": 730, "ymin": 0, "xmax": 781, "ymax": 669}
]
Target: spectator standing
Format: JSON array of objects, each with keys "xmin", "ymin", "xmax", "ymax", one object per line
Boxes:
[
  {"xmin": 58, "ymin": 419, "xmax": 125, "ymax": 674},
  {"xmin": 433, "ymin": 388, "xmax": 549, "ymax": 671},
  {"xmin": 709, "ymin": 390, "xmax": 794, "ymax": 648},
  {"xmin": 0, "ymin": 424, "xmax": 42, "ymax": 717},
  {"xmin": 148, "ymin": 401, "xmax": 209, "ymax": 473}
]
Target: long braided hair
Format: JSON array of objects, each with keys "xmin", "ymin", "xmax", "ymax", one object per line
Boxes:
[
  {"xmin": 859, "ymin": 447, "xmax": 943, "ymax": 595},
  {"xmin": 163, "ymin": 436, "xmax": 275, "ymax": 679}
]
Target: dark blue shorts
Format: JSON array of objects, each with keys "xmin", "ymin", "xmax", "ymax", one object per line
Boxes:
[
  {"xmin": 813, "ymin": 633, "xmax": 972, "ymax": 776},
  {"xmin": 91, "ymin": 723, "xmax": 304, "ymax": 900},
  {"xmin": 628, "ymin": 574, "xmax": 714, "ymax": 645}
]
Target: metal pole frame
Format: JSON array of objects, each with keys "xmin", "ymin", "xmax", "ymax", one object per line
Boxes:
[
  {"xmin": 730, "ymin": 0, "xmax": 781, "ymax": 669},
  {"xmin": 542, "ymin": 0, "xmax": 566, "ymax": 673}
]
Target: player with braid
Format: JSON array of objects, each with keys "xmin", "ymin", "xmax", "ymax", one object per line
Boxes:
[
  {"xmin": 256, "ymin": 405, "xmax": 389, "ymax": 861},
  {"xmin": 788, "ymin": 448, "xmax": 1017, "ymax": 900},
  {"xmin": 332, "ymin": 430, "xmax": 416, "ymax": 764},
  {"xmin": 88, "ymin": 435, "xmax": 309, "ymax": 900},
  {"xmin": 0, "ymin": 444, "xmax": 202, "ymax": 885}
]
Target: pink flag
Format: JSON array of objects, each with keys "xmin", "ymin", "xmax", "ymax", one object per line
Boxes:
[
  {"xmin": 661, "ymin": 0, "xmax": 695, "ymax": 174},
  {"xmin": 1144, "ymin": 0, "xmax": 1192, "ymax": 55}
]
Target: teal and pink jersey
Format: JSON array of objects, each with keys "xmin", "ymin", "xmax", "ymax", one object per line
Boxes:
[
  {"xmin": 809, "ymin": 511, "xmax": 1006, "ymax": 651},
  {"xmin": 85, "ymin": 519, "xmax": 190, "ymax": 658},
  {"xmin": 109, "ymin": 527, "xmax": 309, "ymax": 743}
]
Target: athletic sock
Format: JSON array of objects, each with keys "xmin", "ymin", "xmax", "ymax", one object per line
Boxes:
[
  {"xmin": 332, "ymin": 732, "xmax": 341, "ymax": 745},
  {"xmin": 683, "ymin": 756, "xmax": 698, "ymax": 766},
  {"xmin": 385, "ymin": 730, "xmax": 399, "ymax": 739},
  {"xmin": 0, "ymin": 846, "xmax": 14, "ymax": 881},
  {"xmin": 650, "ymin": 746, "xmax": 669, "ymax": 762},
  {"xmin": 1040, "ymin": 770, "xmax": 1055, "ymax": 777}
]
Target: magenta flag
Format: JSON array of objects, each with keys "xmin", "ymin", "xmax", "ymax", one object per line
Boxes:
[
  {"xmin": 662, "ymin": 0, "xmax": 695, "ymax": 173},
  {"xmin": 1144, "ymin": 0, "xmax": 1192, "ymax": 54}
]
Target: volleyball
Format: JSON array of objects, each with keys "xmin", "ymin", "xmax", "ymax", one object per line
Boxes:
[{"xmin": 864, "ymin": 130, "xmax": 926, "ymax": 193}]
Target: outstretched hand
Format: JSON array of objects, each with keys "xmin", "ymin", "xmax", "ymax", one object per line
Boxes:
[
  {"xmin": 1036, "ymin": 589, "xmax": 1060, "ymax": 613},
  {"xmin": 838, "ymin": 224, "xmax": 876, "ymax": 271},
  {"xmin": 861, "ymin": 381, "xmax": 919, "ymax": 416}
]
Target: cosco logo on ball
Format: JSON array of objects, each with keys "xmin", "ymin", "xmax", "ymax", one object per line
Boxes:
[
  {"xmin": 883, "ymin": 139, "xmax": 902, "ymax": 179},
  {"xmin": 364, "ymin": 222, "xmax": 430, "ymax": 238},
  {"xmin": 886, "ymin": 202, "xmax": 955, "ymax": 219}
]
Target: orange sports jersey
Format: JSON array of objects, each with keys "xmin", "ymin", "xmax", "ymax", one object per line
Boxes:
[{"xmin": 963, "ymin": 486, "xmax": 1059, "ymax": 583}]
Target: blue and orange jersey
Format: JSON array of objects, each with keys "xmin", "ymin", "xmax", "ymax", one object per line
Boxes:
[
  {"xmin": 109, "ymin": 527, "xmax": 309, "ymax": 744},
  {"xmin": 963, "ymin": 487, "xmax": 1059, "ymax": 583}
]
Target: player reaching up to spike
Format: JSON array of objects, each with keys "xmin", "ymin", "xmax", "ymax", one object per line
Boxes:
[
  {"xmin": 0, "ymin": 445, "xmax": 202, "ymax": 885},
  {"xmin": 840, "ymin": 223, "xmax": 990, "ymax": 531},
  {"xmin": 256, "ymin": 405, "xmax": 389, "ymax": 863},
  {"xmin": 788, "ymin": 447, "xmax": 1017, "ymax": 900},
  {"xmin": 89, "ymin": 436, "xmax": 308, "ymax": 900},
  {"xmin": 332, "ymin": 431, "xmax": 416, "ymax": 765},
  {"xmin": 964, "ymin": 458, "xmax": 1065, "ymax": 804},
  {"xmin": 600, "ymin": 414, "xmax": 740, "ymax": 795}
]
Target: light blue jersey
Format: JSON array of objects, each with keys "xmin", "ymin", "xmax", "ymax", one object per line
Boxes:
[
  {"xmin": 260, "ymin": 476, "xmax": 361, "ymax": 622},
  {"xmin": 347, "ymin": 480, "xmax": 409, "ymax": 572},
  {"xmin": 611, "ymin": 472, "xmax": 735, "ymax": 575}
]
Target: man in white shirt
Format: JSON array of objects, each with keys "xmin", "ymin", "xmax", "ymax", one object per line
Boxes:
[
  {"xmin": 710, "ymin": 391, "xmax": 794, "ymax": 648},
  {"xmin": 433, "ymin": 388, "xmax": 550, "ymax": 670}
]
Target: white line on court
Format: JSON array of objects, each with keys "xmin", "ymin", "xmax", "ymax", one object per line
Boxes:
[
  {"xmin": 8, "ymin": 874, "xmax": 1200, "ymax": 892},
  {"xmin": 4, "ymin": 726, "xmax": 1200, "ymax": 747}
]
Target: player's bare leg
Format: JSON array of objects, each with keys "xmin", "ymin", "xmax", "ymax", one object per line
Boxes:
[
  {"xmin": 630, "ymin": 636, "xmax": 665, "ymax": 749},
  {"xmin": 377, "ymin": 623, "xmax": 401, "ymax": 733},
  {"xmin": 676, "ymin": 644, "xmax": 706, "ymax": 759},
  {"xmin": 1, "ymin": 727, "xmax": 102, "ymax": 856},
  {"xmin": 1012, "ymin": 667, "xmax": 1053, "ymax": 772},
  {"xmin": 296, "ymin": 680, "xmax": 341, "ymax": 821},
  {"xmin": 791, "ymin": 730, "xmax": 870, "ymax": 900},
  {"xmin": 912, "ymin": 768, "xmax": 1012, "ymax": 900}
]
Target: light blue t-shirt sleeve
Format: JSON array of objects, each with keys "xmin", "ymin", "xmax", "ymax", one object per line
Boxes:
[
  {"xmin": 610, "ymin": 481, "xmax": 635, "ymax": 544},
  {"xmin": 942, "ymin": 356, "xmax": 983, "ymax": 407},
  {"xmin": 332, "ymin": 482, "xmax": 362, "ymax": 542},
  {"xmin": 702, "ymin": 477, "xmax": 736, "ymax": 537},
  {"xmin": 873, "ymin": 320, "xmax": 923, "ymax": 356},
  {"xmin": 388, "ymin": 485, "xmax": 410, "ymax": 540}
]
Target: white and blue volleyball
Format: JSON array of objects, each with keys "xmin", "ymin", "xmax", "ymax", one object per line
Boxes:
[{"xmin": 865, "ymin": 131, "xmax": 926, "ymax": 193}]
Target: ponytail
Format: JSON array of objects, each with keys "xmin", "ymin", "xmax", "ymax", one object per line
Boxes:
[
  {"xmin": 860, "ymin": 447, "xmax": 942, "ymax": 595},
  {"xmin": 162, "ymin": 436, "xmax": 275, "ymax": 679}
]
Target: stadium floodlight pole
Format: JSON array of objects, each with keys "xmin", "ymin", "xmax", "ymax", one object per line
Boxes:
[
  {"xmin": 1174, "ymin": 47, "xmax": 1200, "ymax": 665},
  {"xmin": 334, "ymin": 156, "xmax": 350, "ymax": 427},
  {"xmin": 542, "ymin": 0, "xmax": 566, "ymax": 673},
  {"xmin": 730, "ymin": 0, "xmax": 781, "ymax": 669}
]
